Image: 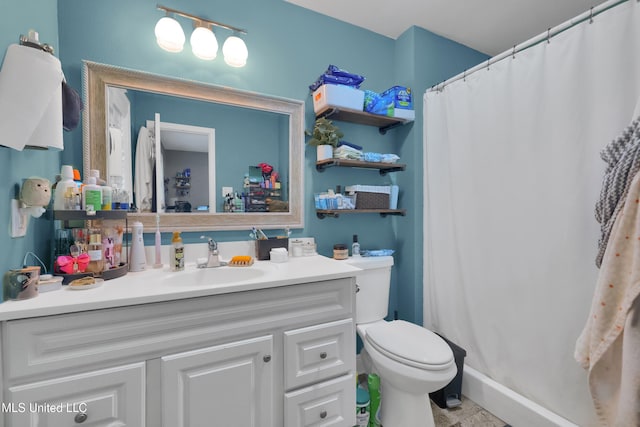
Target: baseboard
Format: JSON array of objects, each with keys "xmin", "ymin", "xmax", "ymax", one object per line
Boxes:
[{"xmin": 462, "ymin": 365, "xmax": 578, "ymax": 427}]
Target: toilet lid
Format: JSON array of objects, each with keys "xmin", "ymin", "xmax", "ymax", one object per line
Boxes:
[{"xmin": 365, "ymin": 320, "xmax": 454, "ymax": 370}]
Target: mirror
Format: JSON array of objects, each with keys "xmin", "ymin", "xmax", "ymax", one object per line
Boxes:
[{"xmin": 82, "ymin": 61, "xmax": 305, "ymax": 232}]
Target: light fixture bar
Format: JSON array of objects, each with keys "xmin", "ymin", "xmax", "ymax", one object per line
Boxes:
[{"xmin": 157, "ymin": 4, "xmax": 247, "ymax": 35}]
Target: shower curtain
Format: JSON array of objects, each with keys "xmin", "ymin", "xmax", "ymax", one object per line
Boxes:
[{"xmin": 423, "ymin": 2, "xmax": 640, "ymax": 425}]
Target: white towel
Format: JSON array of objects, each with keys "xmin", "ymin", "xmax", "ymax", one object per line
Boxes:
[
  {"xmin": 575, "ymin": 171, "xmax": 640, "ymax": 426},
  {"xmin": 134, "ymin": 126, "xmax": 154, "ymax": 212},
  {"xmin": 0, "ymin": 44, "xmax": 64, "ymax": 150}
]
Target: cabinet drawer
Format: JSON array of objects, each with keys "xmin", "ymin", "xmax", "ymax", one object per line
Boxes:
[
  {"xmin": 5, "ymin": 362, "xmax": 145, "ymax": 427},
  {"xmin": 284, "ymin": 373, "xmax": 355, "ymax": 427},
  {"xmin": 284, "ymin": 318, "xmax": 355, "ymax": 390}
]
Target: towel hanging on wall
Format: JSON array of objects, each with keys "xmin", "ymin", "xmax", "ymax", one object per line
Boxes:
[{"xmin": 0, "ymin": 44, "xmax": 64, "ymax": 150}]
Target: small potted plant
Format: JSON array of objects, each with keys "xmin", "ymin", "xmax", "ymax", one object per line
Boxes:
[{"xmin": 306, "ymin": 117, "xmax": 344, "ymax": 161}]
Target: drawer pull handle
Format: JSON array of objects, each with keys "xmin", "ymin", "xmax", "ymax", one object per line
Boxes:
[
  {"xmin": 320, "ymin": 410, "xmax": 327, "ymax": 419},
  {"xmin": 74, "ymin": 413, "xmax": 88, "ymax": 423},
  {"xmin": 320, "ymin": 352, "xmax": 328, "ymax": 359},
  {"xmin": 263, "ymin": 355, "xmax": 272, "ymax": 363}
]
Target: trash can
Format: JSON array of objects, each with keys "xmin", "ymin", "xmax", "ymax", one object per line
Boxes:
[{"xmin": 429, "ymin": 334, "xmax": 466, "ymax": 408}]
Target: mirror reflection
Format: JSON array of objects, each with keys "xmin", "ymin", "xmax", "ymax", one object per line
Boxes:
[{"xmin": 83, "ymin": 61, "xmax": 304, "ymax": 232}]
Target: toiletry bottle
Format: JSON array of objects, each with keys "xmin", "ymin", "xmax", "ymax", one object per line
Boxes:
[
  {"xmin": 170, "ymin": 231, "xmax": 184, "ymax": 272},
  {"xmin": 86, "ymin": 230, "xmax": 104, "ymax": 273},
  {"xmin": 368, "ymin": 374, "xmax": 381, "ymax": 427},
  {"xmin": 356, "ymin": 385, "xmax": 370, "ymax": 427},
  {"xmin": 129, "ymin": 221, "xmax": 146, "ymax": 272},
  {"xmin": 352, "ymin": 234, "xmax": 361, "ymax": 257},
  {"xmin": 101, "ymin": 185, "xmax": 113, "ymax": 210},
  {"xmin": 82, "ymin": 177, "xmax": 102, "ymax": 212},
  {"xmin": 53, "ymin": 165, "xmax": 76, "ymax": 211}
]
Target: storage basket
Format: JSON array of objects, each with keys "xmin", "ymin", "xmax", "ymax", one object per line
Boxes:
[{"xmin": 355, "ymin": 192, "xmax": 389, "ymax": 209}]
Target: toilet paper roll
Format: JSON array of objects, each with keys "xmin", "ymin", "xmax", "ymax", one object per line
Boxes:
[{"xmin": 0, "ymin": 44, "xmax": 64, "ymax": 151}]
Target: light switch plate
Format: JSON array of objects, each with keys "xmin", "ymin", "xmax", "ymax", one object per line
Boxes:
[
  {"xmin": 221, "ymin": 186, "xmax": 233, "ymax": 197},
  {"xmin": 10, "ymin": 199, "xmax": 28, "ymax": 238}
]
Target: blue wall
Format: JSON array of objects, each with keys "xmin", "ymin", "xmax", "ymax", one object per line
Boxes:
[{"xmin": 1, "ymin": 0, "xmax": 487, "ymax": 321}]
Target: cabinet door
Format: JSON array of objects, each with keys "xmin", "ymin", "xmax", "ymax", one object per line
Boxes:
[
  {"xmin": 161, "ymin": 335, "xmax": 274, "ymax": 427},
  {"xmin": 284, "ymin": 318, "xmax": 355, "ymax": 390},
  {"xmin": 284, "ymin": 373, "xmax": 355, "ymax": 427},
  {"xmin": 6, "ymin": 362, "xmax": 145, "ymax": 427}
]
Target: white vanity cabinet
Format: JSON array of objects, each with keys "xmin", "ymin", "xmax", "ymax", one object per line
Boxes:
[{"xmin": 0, "ymin": 277, "xmax": 356, "ymax": 427}]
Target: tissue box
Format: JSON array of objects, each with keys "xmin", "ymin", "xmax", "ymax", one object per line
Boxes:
[
  {"xmin": 313, "ymin": 84, "xmax": 365, "ymax": 113},
  {"xmin": 255, "ymin": 238, "xmax": 289, "ymax": 260}
]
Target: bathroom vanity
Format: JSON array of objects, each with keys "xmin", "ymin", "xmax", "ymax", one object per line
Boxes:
[{"xmin": 0, "ymin": 256, "xmax": 359, "ymax": 427}]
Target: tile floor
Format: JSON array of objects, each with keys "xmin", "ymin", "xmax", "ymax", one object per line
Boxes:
[{"xmin": 431, "ymin": 396, "xmax": 508, "ymax": 427}]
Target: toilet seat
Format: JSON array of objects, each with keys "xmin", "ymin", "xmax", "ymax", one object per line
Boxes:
[{"xmin": 365, "ymin": 320, "xmax": 454, "ymax": 370}]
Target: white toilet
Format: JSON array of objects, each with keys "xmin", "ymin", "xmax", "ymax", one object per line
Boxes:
[{"xmin": 347, "ymin": 256, "xmax": 457, "ymax": 427}]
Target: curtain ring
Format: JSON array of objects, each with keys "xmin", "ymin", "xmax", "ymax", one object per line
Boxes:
[
  {"xmin": 547, "ymin": 28, "xmax": 551, "ymax": 44},
  {"xmin": 486, "ymin": 59, "xmax": 490, "ymax": 71},
  {"xmin": 463, "ymin": 69, "xmax": 466, "ymax": 82},
  {"xmin": 512, "ymin": 45, "xmax": 516, "ymax": 59},
  {"xmin": 589, "ymin": 7, "xmax": 594, "ymax": 23}
]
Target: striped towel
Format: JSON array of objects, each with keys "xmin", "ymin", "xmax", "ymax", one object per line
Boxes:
[{"xmin": 595, "ymin": 117, "xmax": 640, "ymax": 267}]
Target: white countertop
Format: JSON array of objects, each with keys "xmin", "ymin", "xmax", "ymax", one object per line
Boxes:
[{"xmin": 0, "ymin": 255, "xmax": 361, "ymax": 321}]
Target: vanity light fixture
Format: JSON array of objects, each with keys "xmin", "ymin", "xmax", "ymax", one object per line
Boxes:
[{"xmin": 155, "ymin": 5, "xmax": 248, "ymax": 67}]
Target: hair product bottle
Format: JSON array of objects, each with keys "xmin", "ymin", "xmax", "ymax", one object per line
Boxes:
[{"xmin": 170, "ymin": 231, "xmax": 184, "ymax": 272}]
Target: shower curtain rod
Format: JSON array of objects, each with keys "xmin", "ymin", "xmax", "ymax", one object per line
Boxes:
[{"xmin": 428, "ymin": 0, "xmax": 633, "ymax": 93}]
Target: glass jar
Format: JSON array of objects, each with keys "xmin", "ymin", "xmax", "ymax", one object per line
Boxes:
[{"xmin": 333, "ymin": 244, "xmax": 348, "ymax": 260}]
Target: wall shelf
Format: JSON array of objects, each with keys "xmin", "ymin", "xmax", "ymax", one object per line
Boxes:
[
  {"xmin": 316, "ymin": 209, "xmax": 406, "ymax": 219},
  {"xmin": 54, "ymin": 210, "xmax": 128, "ymax": 221},
  {"xmin": 315, "ymin": 106, "xmax": 412, "ymax": 134},
  {"xmin": 316, "ymin": 159, "xmax": 406, "ymax": 175}
]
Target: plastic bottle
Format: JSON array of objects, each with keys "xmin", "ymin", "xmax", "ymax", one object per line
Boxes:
[
  {"xmin": 82, "ymin": 177, "xmax": 102, "ymax": 212},
  {"xmin": 129, "ymin": 221, "xmax": 146, "ymax": 272},
  {"xmin": 352, "ymin": 234, "xmax": 361, "ymax": 257},
  {"xmin": 86, "ymin": 230, "xmax": 104, "ymax": 273},
  {"xmin": 53, "ymin": 165, "xmax": 76, "ymax": 211},
  {"xmin": 368, "ymin": 374, "xmax": 381, "ymax": 427},
  {"xmin": 101, "ymin": 185, "xmax": 113, "ymax": 210},
  {"xmin": 356, "ymin": 385, "xmax": 370, "ymax": 427},
  {"xmin": 170, "ymin": 231, "xmax": 184, "ymax": 272}
]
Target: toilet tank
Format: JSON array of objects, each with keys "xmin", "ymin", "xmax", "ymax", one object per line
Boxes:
[{"xmin": 346, "ymin": 256, "xmax": 394, "ymax": 324}]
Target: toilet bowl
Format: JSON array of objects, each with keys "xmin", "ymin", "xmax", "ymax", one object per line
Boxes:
[{"xmin": 347, "ymin": 256, "xmax": 457, "ymax": 427}]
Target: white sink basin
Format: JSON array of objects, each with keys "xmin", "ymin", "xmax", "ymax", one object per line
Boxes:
[{"xmin": 163, "ymin": 265, "xmax": 267, "ymax": 286}]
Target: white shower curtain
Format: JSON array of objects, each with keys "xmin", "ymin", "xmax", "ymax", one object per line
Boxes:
[{"xmin": 423, "ymin": 2, "xmax": 640, "ymax": 425}]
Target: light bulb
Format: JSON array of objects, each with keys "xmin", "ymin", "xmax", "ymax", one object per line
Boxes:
[
  {"xmin": 155, "ymin": 16, "xmax": 185, "ymax": 53},
  {"xmin": 222, "ymin": 36, "xmax": 248, "ymax": 67},
  {"xmin": 190, "ymin": 26, "xmax": 218, "ymax": 60}
]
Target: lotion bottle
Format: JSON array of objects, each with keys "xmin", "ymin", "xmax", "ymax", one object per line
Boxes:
[
  {"xmin": 82, "ymin": 177, "xmax": 102, "ymax": 212},
  {"xmin": 352, "ymin": 234, "xmax": 361, "ymax": 257},
  {"xmin": 170, "ymin": 231, "xmax": 184, "ymax": 272}
]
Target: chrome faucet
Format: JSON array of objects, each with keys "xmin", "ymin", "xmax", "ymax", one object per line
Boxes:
[{"xmin": 197, "ymin": 235, "xmax": 226, "ymax": 268}]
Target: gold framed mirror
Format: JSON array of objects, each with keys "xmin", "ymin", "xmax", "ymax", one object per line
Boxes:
[{"xmin": 82, "ymin": 61, "xmax": 305, "ymax": 232}]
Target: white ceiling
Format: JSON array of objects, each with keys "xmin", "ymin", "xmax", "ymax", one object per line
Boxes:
[{"xmin": 284, "ymin": 0, "xmax": 607, "ymax": 56}]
